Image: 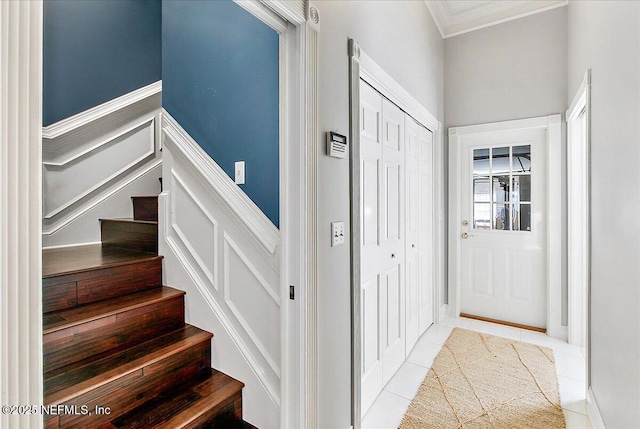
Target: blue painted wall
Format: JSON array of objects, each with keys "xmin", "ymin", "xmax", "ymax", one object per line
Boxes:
[
  {"xmin": 162, "ymin": 0, "xmax": 280, "ymax": 227},
  {"xmin": 43, "ymin": 0, "xmax": 162, "ymax": 126}
]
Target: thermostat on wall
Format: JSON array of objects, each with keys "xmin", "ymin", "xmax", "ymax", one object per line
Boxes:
[{"xmin": 326, "ymin": 131, "xmax": 347, "ymax": 159}]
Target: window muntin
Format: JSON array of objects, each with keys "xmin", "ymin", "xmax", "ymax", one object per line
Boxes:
[{"xmin": 472, "ymin": 145, "xmax": 531, "ymax": 231}]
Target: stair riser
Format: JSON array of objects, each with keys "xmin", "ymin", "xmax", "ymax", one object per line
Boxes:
[
  {"xmin": 101, "ymin": 220, "xmax": 157, "ymax": 254},
  {"xmin": 188, "ymin": 391, "xmax": 242, "ymax": 429},
  {"xmin": 45, "ymin": 340, "xmax": 211, "ymax": 429},
  {"xmin": 132, "ymin": 197, "xmax": 158, "ymax": 222},
  {"xmin": 43, "ymin": 259, "xmax": 162, "ymax": 313},
  {"xmin": 44, "ymin": 297, "xmax": 185, "ymax": 374}
]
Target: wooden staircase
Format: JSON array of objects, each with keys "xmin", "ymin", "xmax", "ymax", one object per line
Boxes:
[{"xmin": 42, "ymin": 196, "xmax": 255, "ymax": 428}]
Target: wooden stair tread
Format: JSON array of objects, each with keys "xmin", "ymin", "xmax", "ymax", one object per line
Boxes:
[
  {"xmin": 107, "ymin": 369, "xmax": 244, "ymax": 429},
  {"xmin": 43, "ymin": 286, "xmax": 184, "ymax": 334},
  {"xmin": 44, "ymin": 325, "xmax": 212, "ymax": 404},
  {"xmin": 43, "ymin": 244, "xmax": 160, "ymax": 279},
  {"xmin": 100, "ymin": 218, "xmax": 158, "ymax": 225}
]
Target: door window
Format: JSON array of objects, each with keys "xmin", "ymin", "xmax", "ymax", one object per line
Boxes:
[{"xmin": 472, "ymin": 145, "xmax": 531, "ymax": 231}]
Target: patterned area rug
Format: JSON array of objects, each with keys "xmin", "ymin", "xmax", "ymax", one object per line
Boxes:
[{"xmin": 399, "ymin": 328, "xmax": 566, "ymax": 429}]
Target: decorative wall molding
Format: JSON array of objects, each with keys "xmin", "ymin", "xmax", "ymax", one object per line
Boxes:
[
  {"xmin": 42, "ymin": 80, "xmax": 161, "ymax": 139},
  {"xmin": 0, "ymin": 2, "xmax": 44, "ymax": 427},
  {"xmin": 352, "ymin": 41, "xmax": 439, "ymax": 133},
  {"xmin": 305, "ymin": 8, "xmax": 320, "ymax": 428},
  {"xmin": 162, "ymin": 219, "xmax": 282, "ymax": 408},
  {"xmin": 262, "ymin": 0, "xmax": 305, "ymax": 25},
  {"xmin": 235, "ymin": 0, "xmax": 287, "ymax": 33},
  {"xmin": 223, "ymin": 233, "xmax": 281, "ymax": 378},
  {"xmin": 425, "ymin": 0, "xmax": 568, "ymax": 39},
  {"xmin": 42, "ymin": 159, "xmax": 162, "ymax": 236},
  {"xmin": 162, "ymin": 110, "xmax": 280, "ymax": 259},
  {"xmin": 171, "ymin": 170, "xmax": 219, "ymax": 289},
  {"xmin": 43, "ymin": 117, "xmax": 156, "ymax": 219}
]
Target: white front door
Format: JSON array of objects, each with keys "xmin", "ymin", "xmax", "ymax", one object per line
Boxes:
[{"xmin": 457, "ymin": 128, "xmax": 547, "ymax": 328}]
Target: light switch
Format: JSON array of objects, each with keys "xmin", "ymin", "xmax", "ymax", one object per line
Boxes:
[
  {"xmin": 235, "ymin": 161, "xmax": 245, "ymax": 184},
  {"xmin": 331, "ymin": 222, "xmax": 345, "ymax": 247}
]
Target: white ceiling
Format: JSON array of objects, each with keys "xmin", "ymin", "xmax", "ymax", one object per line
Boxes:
[{"xmin": 425, "ymin": 0, "xmax": 568, "ymax": 38}]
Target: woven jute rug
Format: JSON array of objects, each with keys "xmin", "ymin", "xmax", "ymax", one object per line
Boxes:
[{"xmin": 399, "ymin": 328, "xmax": 566, "ymax": 429}]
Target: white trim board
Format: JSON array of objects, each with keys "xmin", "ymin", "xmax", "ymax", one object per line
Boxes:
[
  {"xmin": 447, "ymin": 115, "xmax": 564, "ymax": 339},
  {"xmin": 0, "ymin": 2, "xmax": 44, "ymax": 428},
  {"xmin": 42, "ymin": 80, "xmax": 161, "ymax": 139},
  {"xmin": 43, "ymin": 159, "xmax": 162, "ymax": 236},
  {"xmin": 425, "ymin": 0, "xmax": 568, "ymax": 39},
  {"xmin": 566, "ymin": 69, "xmax": 591, "ymax": 348},
  {"xmin": 587, "ymin": 387, "xmax": 606, "ymax": 429},
  {"xmin": 162, "ymin": 110, "xmax": 280, "ymax": 259}
]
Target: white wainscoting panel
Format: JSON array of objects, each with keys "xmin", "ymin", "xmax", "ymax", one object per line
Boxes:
[
  {"xmin": 42, "ymin": 85, "xmax": 162, "ymax": 248},
  {"xmin": 160, "ymin": 112, "xmax": 281, "ymax": 428}
]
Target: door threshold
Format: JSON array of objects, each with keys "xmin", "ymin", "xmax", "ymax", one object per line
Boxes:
[{"xmin": 460, "ymin": 313, "xmax": 546, "ymax": 333}]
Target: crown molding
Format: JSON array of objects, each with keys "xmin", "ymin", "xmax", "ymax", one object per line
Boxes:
[{"xmin": 425, "ymin": 0, "xmax": 567, "ymax": 39}]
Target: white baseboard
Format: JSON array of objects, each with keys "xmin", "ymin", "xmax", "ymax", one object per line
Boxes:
[
  {"xmin": 587, "ymin": 387, "xmax": 606, "ymax": 429},
  {"xmin": 439, "ymin": 304, "xmax": 449, "ymax": 322}
]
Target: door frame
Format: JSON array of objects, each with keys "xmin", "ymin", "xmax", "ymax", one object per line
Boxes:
[
  {"xmin": 348, "ymin": 38, "xmax": 443, "ymax": 428},
  {"xmin": 0, "ymin": 1, "xmax": 44, "ymax": 428},
  {"xmin": 566, "ymin": 70, "xmax": 591, "ymax": 351},
  {"xmin": 448, "ymin": 115, "xmax": 564, "ymax": 339}
]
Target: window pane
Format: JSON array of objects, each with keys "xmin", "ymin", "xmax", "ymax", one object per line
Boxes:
[
  {"xmin": 492, "ymin": 147, "xmax": 510, "ymax": 175},
  {"xmin": 511, "ymin": 175, "xmax": 531, "ymax": 202},
  {"xmin": 513, "ymin": 204, "xmax": 532, "ymax": 231},
  {"xmin": 492, "ymin": 203, "xmax": 510, "ymax": 230},
  {"xmin": 473, "ymin": 203, "xmax": 491, "ymax": 230},
  {"xmin": 492, "ymin": 175, "xmax": 510, "ymax": 203},
  {"xmin": 473, "ymin": 176, "xmax": 490, "ymax": 202},
  {"xmin": 513, "ymin": 145, "xmax": 531, "ymax": 173},
  {"xmin": 473, "ymin": 149, "xmax": 489, "ymax": 175}
]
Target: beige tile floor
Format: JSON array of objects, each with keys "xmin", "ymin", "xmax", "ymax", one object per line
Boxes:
[{"xmin": 362, "ymin": 317, "xmax": 592, "ymax": 429}]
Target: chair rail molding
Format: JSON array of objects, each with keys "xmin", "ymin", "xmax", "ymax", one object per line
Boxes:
[
  {"xmin": 162, "ymin": 111, "xmax": 280, "ymax": 261},
  {"xmin": 42, "ymin": 80, "xmax": 161, "ymax": 140},
  {"xmin": 0, "ymin": 2, "xmax": 44, "ymax": 428}
]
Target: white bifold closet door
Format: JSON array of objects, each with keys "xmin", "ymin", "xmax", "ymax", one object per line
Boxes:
[{"xmin": 360, "ymin": 80, "xmax": 434, "ymax": 417}]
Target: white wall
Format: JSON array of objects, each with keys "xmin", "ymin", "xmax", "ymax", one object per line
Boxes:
[
  {"xmin": 567, "ymin": 2, "xmax": 640, "ymax": 427},
  {"xmin": 444, "ymin": 7, "xmax": 569, "ymax": 324},
  {"xmin": 317, "ymin": 2, "xmax": 444, "ymax": 427}
]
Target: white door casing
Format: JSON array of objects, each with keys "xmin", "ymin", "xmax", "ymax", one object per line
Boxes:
[
  {"xmin": 405, "ymin": 117, "xmax": 420, "ymax": 353},
  {"xmin": 449, "ymin": 116, "xmax": 564, "ymax": 338},
  {"xmin": 418, "ymin": 126, "xmax": 435, "ymax": 333}
]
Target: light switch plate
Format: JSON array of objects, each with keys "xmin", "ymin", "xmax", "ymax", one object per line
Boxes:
[
  {"xmin": 331, "ymin": 222, "xmax": 345, "ymax": 246},
  {"xmin": 235, "ymin": 161, "xmax": 245, "ymax": 184}
]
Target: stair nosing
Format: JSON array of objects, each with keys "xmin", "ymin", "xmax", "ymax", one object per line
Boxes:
[
  {"xmin": 45, "ymin": 326, "xmax": 212, "ymax": 406},
  {"xmin": 149, "ymin": 371, "xmax": 245, "ymax": 429},
  {"xmin": 43, "ymin": 286, "xmax": 185, "ymax": 335},
  {"xmin": 43, "ymin": 253, "xmax": 162, "ymax": 279},
  {"xmin": 100, "ymin": 218, "xmax": 158, "ymax": 225}
]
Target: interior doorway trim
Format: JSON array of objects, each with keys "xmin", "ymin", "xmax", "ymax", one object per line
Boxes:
[
  {"xmin": 0, "ymin": 1, "xmax": 44, "ymax": 428},
  {"xmin": 348, "ymin": 38, "xmax": 443, "ymax": 429},
  {"xmin": 566, "ymin": 70, "xmax": 591, "ymax": 352},
  {"xmin": 448, "ymin": 115, "xmax": 564, "ymax": 340}
]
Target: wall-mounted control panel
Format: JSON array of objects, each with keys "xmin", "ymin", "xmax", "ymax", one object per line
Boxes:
[
  {"xmin": 331, "ymin": 221, "xmax": 345, "ymax": 247},
  {"xmin": 326, "ymin": 132, "xmax": 347, "ymax": 159}
]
